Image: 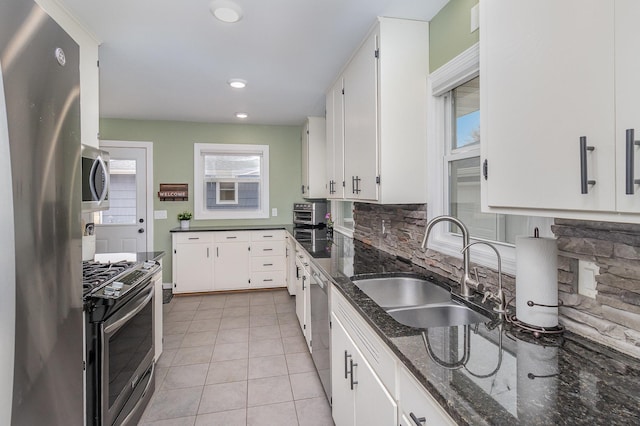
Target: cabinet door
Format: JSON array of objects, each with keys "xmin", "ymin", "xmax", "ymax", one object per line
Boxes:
[
  {"xmin": 214, "ymin": 242, "xmax": 250, "ymax": 290},
  {"xmin": 327, "ymin": 78, "xmax": 345, "ymax": 199},
  {"xmin": 353, "ymin": 352, "xmax": 397, "ymax": 426},
  {"xmin": 481, "ymin": 0, "xmax": 615, "ymax": 212},
  {"xmin": 331, "ymin": 314, "xmax": 356, "ymax": 426},
  {"xmin": 301, "ymin": 121, "xmax": 310, "ymax": 196},
  {"xmin": 344, "ymin": 30, "xmax": 379, "ymax": 201},
  {"xmin": 174, "ymin": 242, "xmax": 213, "ymax": 293},
  {"xmin": 286, "ymin": 237, "xmax": 296, "ymax": 295},
  {"xmin": 615, "ymin": 0, "xmax": 640, "ymax": 212}
]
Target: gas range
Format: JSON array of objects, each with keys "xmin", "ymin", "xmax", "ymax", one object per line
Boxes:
[{"xmin": 82, "ymin": 259, "xmax": 160, "ymax": 300}]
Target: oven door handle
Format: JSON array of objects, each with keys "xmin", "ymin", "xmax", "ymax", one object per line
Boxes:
[{"xmin": 104, "ymin": 284, "xmax": 154, "ymax": 335}]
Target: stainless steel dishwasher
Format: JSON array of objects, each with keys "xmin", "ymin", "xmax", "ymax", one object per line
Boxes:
[{"xmin": 310, "ymin": 264, "xmax": 331, "ymax": 402}]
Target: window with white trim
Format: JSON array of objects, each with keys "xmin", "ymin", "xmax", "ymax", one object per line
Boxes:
[
  {"xmin": 428, "ymin": 44, "xmax": 552, "ymax": 274},
  {"xmin": 330, "ymin": 200, "xmax": 354, "ymax": 237},
  {"xmin": 194, "ymin": 143, "xmax": 269, "ymax": 220}
]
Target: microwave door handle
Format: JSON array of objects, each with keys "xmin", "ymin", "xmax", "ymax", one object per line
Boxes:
[
  {"xmin": 96, "ymin": 155, "xmax": 109, "ymax": 203},
  {"xmin": 89, "ymin": 157, "xmax": 101, "ymax": 200}
]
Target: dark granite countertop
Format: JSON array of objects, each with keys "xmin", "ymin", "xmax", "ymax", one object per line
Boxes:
[
  {"xmin": 93, "ymin": 251, "xmax": 165, "ymax": 263},
  {"xmin": 299, "ymin": 233, "xmax": 640, "ymax": 425},
  {"xmin": 169, "ymin": 224, "xmax": 294, "ymax": 233}
]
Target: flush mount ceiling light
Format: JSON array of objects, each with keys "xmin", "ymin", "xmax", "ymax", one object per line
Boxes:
[
  {"xmin": 228, "ymin": 79, "xmax": 247, "ymax": 89},
  {"xmin": 235, "ymin": 112, "xmax": 248, "ymax": 119},
  {"xmin": 210, "ymin": 0, "xmax": 243, "ymax": 23}
]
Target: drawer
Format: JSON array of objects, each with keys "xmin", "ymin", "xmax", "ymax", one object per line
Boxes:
[
  {"xmin": 251, "ymin": 256, "xmax": 285, "ymax": 272},
  {"xmin": 398, "ymin": 367, "xmax": 455, "ymax": 426},
  {"xmin": 173, "ymin": 232, "xmax": 214, "ymax": 244},
  {"xmin": 251, "ymin": 241, "xmax": 285, "ymax": 257},
  {"xmin": 332, "ymin": 288, "xmax": 397, "ymax": 394},
  {"xmin": 251, "ymin": 270, "xmax": 286, "ymax": 288},
  {"xmin": 214, "ymin": 231, "xmax": 250, "ymax": 242},
  {"xmin": 251, "ymin": 230, "xmax": 285, "ymax": 241}
]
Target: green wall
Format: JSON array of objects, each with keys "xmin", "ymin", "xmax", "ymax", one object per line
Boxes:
[
  {"xmin": 429, "ymin": 0, "xmax": 479, "ymax": 72},
  {"xmin": 100, "ymin": 118, "xmax": 303, "ymax": 282}
]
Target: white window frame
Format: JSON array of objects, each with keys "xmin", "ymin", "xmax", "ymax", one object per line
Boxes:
[
  {"xmin": 331, "ymin": 200, "xmax": 354, "ymax": 238},
  {"xmin": 194, "ymin": 143, "xmax": 269, "ymax": 220},
  {"xmin": 215, "ymin": 181, "xmax": 239, "ymax": 205},
  {"xmin": 427, "ymin": 43, "xmax": 552, "ymax": 274}
]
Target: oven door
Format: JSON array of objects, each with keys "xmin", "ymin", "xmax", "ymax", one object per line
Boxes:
[{"xmin": 100, "ymin": 282, "xmax": 155, "ymax": 426}]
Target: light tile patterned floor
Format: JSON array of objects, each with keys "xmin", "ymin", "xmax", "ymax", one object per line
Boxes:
[{"xmin": 140, "ymin": 289, "xmax": 334, "ymax": 426}]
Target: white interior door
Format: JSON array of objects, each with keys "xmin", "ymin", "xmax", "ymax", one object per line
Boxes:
[{"xmin": 94, "ymin": 146, "xmax": 148, "ymax": 253}]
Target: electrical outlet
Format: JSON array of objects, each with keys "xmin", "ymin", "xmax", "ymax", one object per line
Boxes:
[
  {"xmin": 578, "ymin": 260, "xmax": 599, "ymax": 299},
  {"xmin": 271, "ymin": 208, "xmax": 278, "ymax": 217},
  {"xmin": 154, "ymin": 210, "xmax": 167, "ymax": 219}
]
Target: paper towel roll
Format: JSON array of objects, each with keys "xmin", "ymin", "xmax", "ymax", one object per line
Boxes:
[{"xmin": 516, "ymin": 236, "xmax": 558, "ymax": 327}]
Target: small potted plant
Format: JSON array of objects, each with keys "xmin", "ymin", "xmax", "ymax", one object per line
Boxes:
[{"xmin": 178, "ymin": 211, "xmax": 192, "ymax": 229}]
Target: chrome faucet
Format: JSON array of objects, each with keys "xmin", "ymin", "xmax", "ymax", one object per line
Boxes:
[
  {"xmin": 421, "ymin": 215, "xmax": 481, "ymax": 299},
  {"xmin": 461, "ymin": 241, "xmax": 507, "ymax": 318}
]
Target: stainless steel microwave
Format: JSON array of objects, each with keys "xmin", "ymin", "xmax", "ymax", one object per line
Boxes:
[{"xmin": 81, "ymin": 144, "xmax": 110, "ymax": 211}]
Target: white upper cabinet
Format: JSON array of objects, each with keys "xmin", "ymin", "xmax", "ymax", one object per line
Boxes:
[
  {"xmin": 615, "ymin": 0, "xmax": 640, "ymax": 214},
  {"xmin": 301, "ymin": 116, "xmax": 327, "ymax": 199},
  {"xmin": 326, "ymin": 17, "xmax": 429, "ymax": 204},
  {"xmin": 326, "ymin": 78, "xmax": 345, "ymax": 199},
  {"xmin": 481, "ymin": 0, "xmax": 639, "ymax": 222}
]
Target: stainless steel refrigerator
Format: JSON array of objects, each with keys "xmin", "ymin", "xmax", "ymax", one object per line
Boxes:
[{"xmin": 0, "ymin": 0, "xmax": 83, "ymax": 425}]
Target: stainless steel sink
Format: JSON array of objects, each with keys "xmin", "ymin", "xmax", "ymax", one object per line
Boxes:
[
  {"xmin": 351, "ymin": 276, "xmax": 452, "ymax": 309},
  {"xmin": 387, "ymin": 303, "xmax": 490, "ymax": 329}
]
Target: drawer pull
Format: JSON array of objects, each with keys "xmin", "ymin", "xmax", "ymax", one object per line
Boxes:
[
  {"xmin": 263, "ymin": 263, "xmax": 273, "ymax": 266},
  {"xmin": 579, "ymin": 136, "xmax": 596, "ymax": 194},
  {"xmin": 263, "ymin": 248, "xmax": 273, "ymax": 251},
  {"xmin": 344, "ymin": 351, "xmax": 351, "ymax": 379},
  {"xmin": 188, "ymin": 237, "xmax": 199, "ymax": 240},
  {"xmin": 263, "ymin": 279, "xmax": 273, "ymax": 282},
  {"xmin": 349, "ymin": 359, "xmax": 358, "ymax": 390},
  {"xmin": 263, "ymin": 235, "xmax": 273, "ymax": 238},
  {"xmin": 625, "ymin": 129, "xmax": 640, "ymax": 195},
  {"xmin": 409, "ymin": 413, "xmax": 426, "ymax": 425},
  {"xmin": 226, "ymin": 236, "xmax": 237, "ymax": 239}
]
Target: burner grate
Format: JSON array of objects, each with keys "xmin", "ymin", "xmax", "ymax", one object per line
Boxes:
[{"xmin": 82, "ymin": 260, "xmax": 136, "ymax": 296}]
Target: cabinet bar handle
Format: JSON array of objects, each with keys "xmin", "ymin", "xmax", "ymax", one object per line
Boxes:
[
  {"xmin": 351, "ymin": 176, "xmax": 356, "ymax": 194},
  {"xmin": 344, "ymin": 351, "xmax": 351, "ymax": 379},
  {"xmin": 263, "ymin": 263, "xmax": 273, "ymax": 266},
  {"xmin": 625, "ymin": 129, "xmax": 640, "ymax": 195},
  {"xmin": 263, "ymin": 235, "xmax": 273, "ymax": 238},
  {"xmin": 263, "ymin": 248, "xmax": 273, "ymax": 251},
  {"xmin": 207, "ymin": 247, "xmax": 209, "ymax": 257},
  {"xmin": 216, "ymin": 247, "xmax": 219, "ymax": 257},
  {"xmin": 263, "ymin": 279, "xmax": 273, "ymax": 282},
  {"xmin": 579, "ymin": 136, "xmax": 596, "ymax": 194},
  {"xmin": 226, "ymin": 236, "xmax": 237, "ymax": 239},
  {"xmin": 409, "ymin": 413, "xmax": 426, "ymax": 425},
  {"xmin": 188, "ymin": 237, "xmax": 199, "ymax": 240},
  {"xmin": 349, "ymin": 359, "xmax": 358, "ymax": 390}
]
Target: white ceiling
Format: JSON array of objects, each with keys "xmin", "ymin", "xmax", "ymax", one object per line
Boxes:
[{"xmin": 58, "ymin": 0, "xmax": 448, "ymax": 126}]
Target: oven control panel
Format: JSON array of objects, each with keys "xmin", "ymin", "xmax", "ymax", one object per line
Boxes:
[{"xmin": 95, "ymin": 261, "xmax": 160, "ymax": 299}]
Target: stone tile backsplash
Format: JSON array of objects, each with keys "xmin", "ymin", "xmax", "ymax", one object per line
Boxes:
[{"xmin": 352, "ymin": 203, "xmax": 640, "ymax": 358}]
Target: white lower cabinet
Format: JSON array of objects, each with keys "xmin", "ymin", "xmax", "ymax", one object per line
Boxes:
[
  {"xmin": 398, "ymin": 367, "xmax": 455, "ymax": 426},
  {"xmin": 172, "ymin": 229, "xmax": 287, "ymax": 293},
  {"xmin": 295, "ymin": 248, "xmax": 312, "ymax": 351},
  {"xmin": 331, "ymin": 313, "xmax": 397, "ymax": 426},
  {"xmin": 172, "ymin": 233, "xmax": 214, "ymax": 293},
  {"xmin": 214, "ymin": 232, "xmax": 250, "ymax": 291},
  {"xmin": 285, "ymin": 234, "xmax": 297, "ymax": 295}
]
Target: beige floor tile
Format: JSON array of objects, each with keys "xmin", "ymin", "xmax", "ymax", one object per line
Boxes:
[
  {"xmin": 277, "ymin": 311, "xmax": 299, "ymax": 325},
  {"xmin": 207, "ymin": 358, "xmax": 248, "ymax": 385},
  {"xmin": 155, "ymin": 366, "xmax": 170, "ymax": 389},
  {"xmin": 273, "ymin": 292, "xmax": 293, "ymax": 304},
  {"xmin": 163, "ymin": 334, "xmax": 185, "ymax": 350},
  {"xmin": 212, "ymin": 341, "xmax": 249, "ymax": 362},
  {"xmin": 247, "ymin": 375, "xmax": 293, "ymax": 407},
  {"xmin": 195, "ymin": 409, "xmax": 246, "ymax": 426},
  {"xmin": 249, "ymin": 293, "xmax": 275, "ymax": 306},
  {"xmin": 279, "ymin": 323, "xmax": 303, "ymax": 338},
  {"xmin": 164, "ymin": 321, "xmax": 191, "ymax": 336},
  {"xmin": 140, "ymin": 415, "xmax": 196, "ymax": 426},
  {"xmin": 250, "ymin": 304, "xmax": 277, "ymax": 316},
  {"xmin": 224, "ymin": 294, "xmax": 250, "ymax": 307},
  {"xmin": 247, "ymin": 401, "xmax": 298, "ymax": 426},
  {"xmin": 289, "ymin": 372, "xmax": 325, "ymax": 400},
  {"xmin": 276, "ymin": 302, "xmax": 295, "ymax": 314},
  {"xmin": 220, "ymin": 315, "xmax": 250, "ymax": 330},
  {"xmin": 249, "ymin": 325, "xmax": 281, "ymax": 341},
  {"xmin": 171, "ymin": 300, "xmax": 202, "ymax": 312},
  {"xmin": 222, "ymin": 306, "xmax": 250, "ymax": 318},
  {"xmin": 285, "ymin": 352, "xmax": 315, "ymax": 374},
  {"xmin": 157, "ymin": 349, "xmax": 178, "ymax": 368},
  {"xmin": 198, "ymin": 381, "xmax": 247, "ymax": 414},
  {"xmin": 165, "ymin": 310, "xmax": 197, "ymax": 323},
  {"xmin": 187, "ymin": 319, "xmax": 221, "ymax": 333},
  {"xmin": 181, "ymin": 331, "xmax": 217, "ymax": 348},
  {"xmin": 249, "ymin": 314, "xmax": 278, "ymax": 327},
  {"xmin": 249, "ymin": 338, "xmax": 284, "ymax": 358},
  {"xmin": 282, "ymin": 336, "xmax": 308, "ymax": 354},
  {"xmin": 216, "ymin": 327, "xmax": 249, "ymax": 344},
  {"xmin": 172, "ymin": 345, "xmax": 214, "ymax": 366},
  {"xmin": 295, "ymin": 397, "xmax": 333, "ymax": 426},
  {"xmin": 193, "ymin": 308, "xmax": 223, "ymax": 321},
  {"xmin": 248, "ymin": 355, "xmax": 288, "ymax": 379},
  {"xmin": 143, "ymin": 386, "xmax": 203, "ymax": 422},
  {"xmin": 163, "ymin": 364, "xmax": 209, "ymax": 389},
  {"xmin": 198, "ymin": 297, "xmax": 226, "ymax": 310}
]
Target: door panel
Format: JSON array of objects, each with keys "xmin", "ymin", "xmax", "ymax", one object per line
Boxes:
[{"xmin": 95, "ymin": 146, "xmax": 148, "ymax": 252}]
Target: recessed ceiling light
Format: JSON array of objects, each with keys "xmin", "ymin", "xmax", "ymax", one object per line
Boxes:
[
  {"xmin": 210, "ymin": 0, "xmax": 243, "ymax": 23},
  {"xmin": 228, "ymin": 79, "xmax": 247, "ymax": 89},
  {"xmin": 235, "ymin": 112, "xmax": 248, "ymax": 119}
]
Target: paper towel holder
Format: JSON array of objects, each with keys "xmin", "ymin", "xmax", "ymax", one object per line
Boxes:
[{"xmin": 526, "ymin": 300, "xmax": 563, "ymax": 309}]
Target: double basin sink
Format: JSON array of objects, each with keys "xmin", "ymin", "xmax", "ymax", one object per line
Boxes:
[{"xmin": 351, "ymin": 275, "xmax": 490, "ymax": 329}]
